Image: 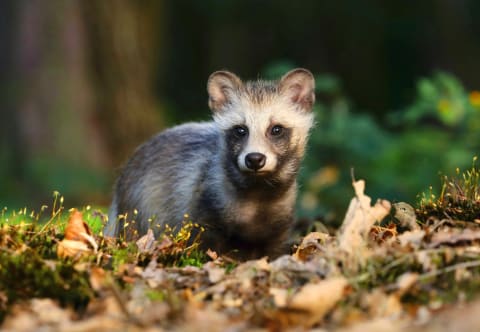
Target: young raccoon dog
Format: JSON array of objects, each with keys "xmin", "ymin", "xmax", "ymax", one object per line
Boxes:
[{"xmin": 104, "ymin": 68, "xmax": 315, "ymax": 260}]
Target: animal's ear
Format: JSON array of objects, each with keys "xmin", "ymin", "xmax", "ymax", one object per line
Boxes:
[
  {"xmin": 207, "ymin": 71, "xmax": 243, "ymax": 112},
  {"xmin": 279, "ymin": 68, "xmax": 315, "ymax": 111}
]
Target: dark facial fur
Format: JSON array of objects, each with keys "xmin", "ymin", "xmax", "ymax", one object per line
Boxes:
[{"xmin": 224, "ymin": 122, "xmax": 298, "ymax": 194}]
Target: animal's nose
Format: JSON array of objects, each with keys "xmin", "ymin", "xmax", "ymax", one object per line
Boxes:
[{"xmin": 245, "ymin": 153, "xmax": 266, "ymax": 171}]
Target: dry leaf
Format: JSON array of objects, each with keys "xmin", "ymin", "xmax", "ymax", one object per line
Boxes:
[
  {"xmin": 57, "ymin": 239, "xmax": 91, "ymax": 259},
  {"xmin": 141, "ymin": 260, "xmax": 168, "ymax": 288},
  {"xmin": 179, "ymin": 305, "xmax": 244, "ymax": 332},
  {"xmin": 415, "ymin": 250, "xmax": 435, "ymax": 272},
  {"xmin": 294, "ymin": 231, "xmax": 330, "ymax": 261},
  {"xmin": 338, "ymin": 180, "xmax": 391, "ymax": 255},
  {"xmin": 361, "ymin": 289, "xmax": 403, "ymax": 318},
  {"xmin": 2, "ymin": 299, "xmax": 73, "ymax": 331},
  {"xmin": 57, "ymin": 209, "xmax": 98, "ymax": 259},
  {"xmin": 206, "ymin": 249, "xmax": 218, "ymax": 260},
  {"xmin": 337, "ymin": 317, "xmax": 404, "ymax": 332},
  {"xmin": 203, "ymin": 261, "xmax": 226, "ymax": 283},
  {"xmin": 65, "ymin": 209, "xmax": 92, "ymax": 242},
  {"xmin": 89, "ymin": 266, "xmax": 108, "ymax": 292},
  {"xmin": 429, "ymin": 228, "xmax": 480, "ymax": 248},
  {"xmin": 136, "ymin": 229, "xmax": 156, "ymax": 253},
  {"xmin": 398, "ymin": 230, "xmax": 426, "ymax": 248},
  {"xmin": 284, "ymin": 277, "xmax": 348, "ymax": 327},
  {"xmin": 270, "ymin": 288, "xmax": 289, "ymax": 307},
  {"xmin": 395, "ymin": 272, "xmax": 419, "ymax": 297}
]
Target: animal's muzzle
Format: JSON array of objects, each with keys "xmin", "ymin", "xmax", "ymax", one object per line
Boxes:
[{"xmin": 245, "ymin": 152, "xmax": 266, "ymax": 171}]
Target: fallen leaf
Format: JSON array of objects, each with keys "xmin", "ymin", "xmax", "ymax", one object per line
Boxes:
[
  {"xmin": 270, "ymin": 287, "xmax": 289, "ymax": 307},
  {"xmin": 206, "ymin": 248, "xmax": 218, "ymax": 260},
  {"xmin": 429, "ymin": 228, "xmax": 480, "ymax": 248},
  {"xmin": 294, "ymin": 231, "xmax": 330, "ymax": 261},
  {"xmin": 231, "ymin": 258, "xmax": 271, "ymax": 294},
  {"xmin": 337, "ymin": 317, "xmax": 404, "ymax": 332},
  {"xmin": 89, "ymin": 266, "xmax": 108, "ymax": 292},
  {"xmin": 2, "ymin": 299, "xmax": 73, "ymax": 331},
  {"xmin": 395, "ymin": 272, "xmax": 418, "ymax": 297},
  {"xmin": 415, "ymin": 250, "xmax": 435, "ymax": 272},
  {"xmin": 157, "ymin": 236, "xmax": 173, "ymax": 251},
  {"xmin": 398, "ymin": 230, "xmax": 426, "ymax": 248},
  {"xmin": 179, "ymin": 305, "xmax": 245, "ymax": 332},
  {"xmin": 57, "ymin": 239, "xmax": 91, "ymax": 259},
  {"xmin": 64, "ymin": 209, "xmax": 92, "ymax": 241},
  {"xmin": 338, "ymin": 180, "xmax": 391, "ymax": 255},
  {"xmin": 136, "ymin": 228, "xmax": 156, "ymax": 253},
  {"xmin": 270, "ymin": 255, "xmax": 327, "ymax": 285},
  {"xmin": 57, "ymin": 209, "xmax": 98, "ymax": 259},
  {"xmin": 361, "ymin": 289, "xmax": 403, "ymax": 318},
  {"xmin": 203, "ymin": 261, "xmax": 226, "ymax": 283},
  {"xmin": 370, "ymin": 224, "xmax": 397, "ymax": 244},
  {"xmin": 141, "ymin": 260, "xmax": 168, "ymax": 288},
  {"xmin": 283, "ymin": 277, "xmax": 348, "ymax": 327}
]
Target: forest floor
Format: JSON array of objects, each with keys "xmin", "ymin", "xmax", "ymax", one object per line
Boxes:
[{"xmin": 1, "ymin": 171, "xmax": 480, "ymax": 331}]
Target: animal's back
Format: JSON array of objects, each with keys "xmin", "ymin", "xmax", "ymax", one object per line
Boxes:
[{"xmin": 104, "ymin": 122, "xmax": 221, "ymax": 237}]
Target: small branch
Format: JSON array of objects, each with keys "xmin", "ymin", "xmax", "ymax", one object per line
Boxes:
[{"xmin": 419, "ymin": 259, "xmax": 480, "ymax": 280}]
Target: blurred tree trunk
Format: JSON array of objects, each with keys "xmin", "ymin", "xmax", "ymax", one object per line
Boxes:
[
  {"xmin": 0, "ymin": 1, "xmax": 26, "ymax": 201},
  {"xmin": 16, "ymin": 0, "xmax": 107, "ymax": 166},
  {"xmin": 4, "ymin": 0, "xmax": 164, "ymax": 205},
  {"xmin": 11, "ymin": 0, "xmax": 111, "ymax": 204},
  {"xmin": 81, "ymin": 0, "xmax": 165, "ymax": 166}
]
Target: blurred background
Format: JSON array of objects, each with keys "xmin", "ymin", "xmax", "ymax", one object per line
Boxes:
[{"xmin": 1, "ymin": 0, "xmax": 480, "ymax": 224}]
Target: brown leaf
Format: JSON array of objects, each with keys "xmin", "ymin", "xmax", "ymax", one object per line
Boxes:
[
  {"xmin": 57, "ymin": 239, "xmax": 91, "ymax": 259},
  {"xmin": 370, "ymin": 224, "xmax": 397, "ymax": 244},
  {"xmin": 395, "ymin": 272, "xmax": 419, "ymax": 297},
  {"xmin": 281, "ymin": 277, "xmax": 348, "ymax": 327},
  {"xmin": 338, "ymin": 180, "xmax": 391, "ymax": 255},
  {"xmin": 270, "ymin": 288, "xmax": 289, "ymax": 307},
  {"xmin": 57, "ymin": 209, "xmax": 98, "ymax": 259},
  {"xmin": 89, "ymin": 266, "xmax": 108, "ymax": 292},
  {"xmin": 361, "ymin": 289, "xmax": 404, "ymax": 319},
  {"xmin": 294, "ymin": 231, "xmax": 330, "ymax": 261},
  {"xmin": 179, "ymin": 305, "xmax": 244, "ymax": 332},
  {"xmin": 136, "ymin": 228, "xmax": 156, "ymax": 253},
  {"xmin": 336, "ymin": 317, "xmax": 404, "ymax": 332},
  {"xmin": 2, "ymin": 299, "xmax": 73, "ymax": 331},
  {"xmin": 206, "ymin": 248, "xmax": 218, "ymax": 260},
  {"xmin": 429, "ymin": 228, "xmax": 480, "ymax": 248},
  {"xmin": 64, "ymin": 209, "xmax": 92, "ymax": 241},
  {"xmin": 203, "ymin": 261, "xmax": 226, "ymax": 283},
  {"xmin": 398, "ymin": 230, "xmax": 426, "ymax": 248}
]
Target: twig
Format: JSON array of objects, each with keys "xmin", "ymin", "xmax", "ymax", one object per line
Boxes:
[
  {"xmin": 106, "ymin": 276, "xmax": 143, "ymax": 326},
  {"xmin": 419, "ymin": 259, "xmax": 480, "ymax": 280},
  {"xmin": 32, "ymin": 206, "xmax": 64, "ymax": 239}
]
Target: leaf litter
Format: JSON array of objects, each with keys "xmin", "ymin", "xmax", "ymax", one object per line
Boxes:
[{"xmin": 2, "ymin": 167, "xmax": 480, "ymax": 331}]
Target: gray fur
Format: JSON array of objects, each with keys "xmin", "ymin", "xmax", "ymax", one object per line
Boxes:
[{"xmin": 105, "ymin": 69, "xmax": 315, "ymax": 259}]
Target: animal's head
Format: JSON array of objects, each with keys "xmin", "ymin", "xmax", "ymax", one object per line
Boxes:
[{"xmin": 207, "ymin": 68, "xmax": 315, "ymax": 187}]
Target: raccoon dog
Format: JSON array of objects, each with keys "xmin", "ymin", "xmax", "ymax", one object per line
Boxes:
[{"xmin": 104, "ymin": 68, "xmax": 315, "ymax": 259}]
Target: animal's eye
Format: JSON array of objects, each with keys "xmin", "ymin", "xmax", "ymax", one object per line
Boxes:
[
  {"xmin": 233, "ymin": 125, "xmax": 248, "ymax": 137},
  {"xmin": 271, "ymin": 125, "xmax": 284, "ymax": 136}
]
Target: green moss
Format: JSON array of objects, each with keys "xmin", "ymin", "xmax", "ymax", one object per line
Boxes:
[
  {"xmin": 110, "ymin": 242, "xmax": 139, "ymax": 271},
  {"xmin": 418, "ymin": 157, "xmax": 480, "ymax": 221},
  {"xmin": 0, "ymin": 240, "xmax": 92, "ymax": 321},
  {"xmin": 145, "ymin": 289, "xmax": 167, "ymax": 302}
]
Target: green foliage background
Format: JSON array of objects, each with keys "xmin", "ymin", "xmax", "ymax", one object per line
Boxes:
[{"xmin": 276, "ymin": 63, "xmax": 480, "ymax": 223}]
